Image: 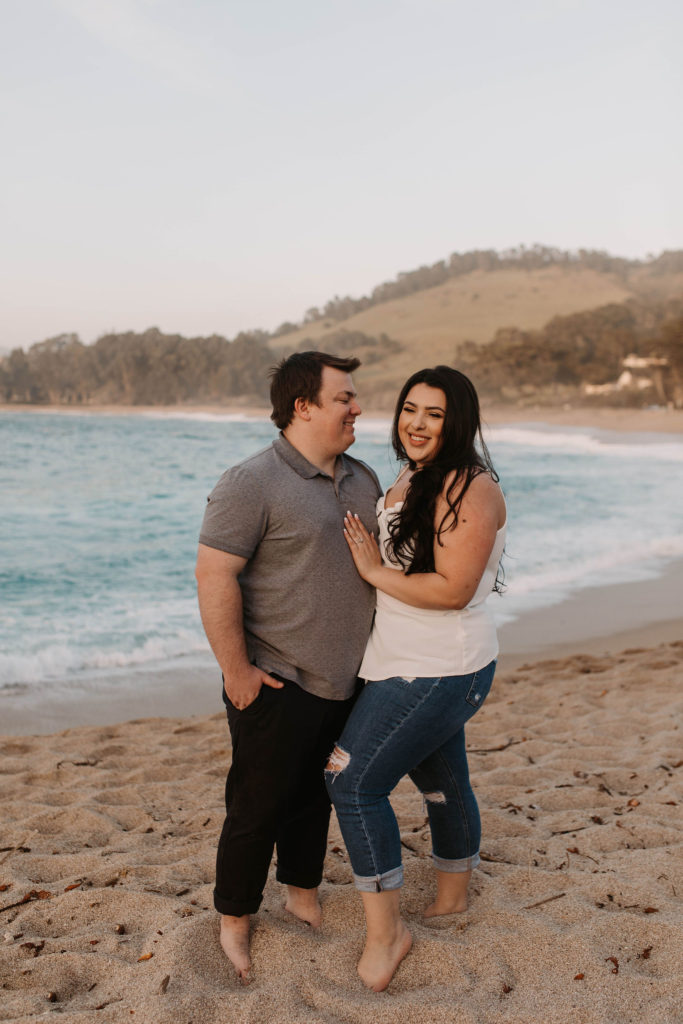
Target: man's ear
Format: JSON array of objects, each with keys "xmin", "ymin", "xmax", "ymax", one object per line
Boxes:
[{"xmin": 293, "ymin": 396, "xmax": 312, "ymax": 421}]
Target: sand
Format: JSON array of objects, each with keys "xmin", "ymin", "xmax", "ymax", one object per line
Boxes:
[{"xmin": 1, "ymin": 633, "xmax": 682, "ymax": 1023}]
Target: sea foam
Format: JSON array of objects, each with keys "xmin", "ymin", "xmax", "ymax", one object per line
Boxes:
[{"xmin": 2, "ymin": 411, "xmax": 681, "ymax": 694}]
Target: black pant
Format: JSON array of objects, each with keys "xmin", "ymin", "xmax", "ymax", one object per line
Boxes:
[{"xmin": 214, "ymin": 676, "xmax": 357, "ymax": 917}]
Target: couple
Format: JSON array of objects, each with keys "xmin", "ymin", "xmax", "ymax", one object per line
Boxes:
[{"xmin": 195, "ymin": 351, "xmax": 506, "ymax": 991}]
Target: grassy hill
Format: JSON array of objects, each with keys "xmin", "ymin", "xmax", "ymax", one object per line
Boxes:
[{"xmin": 272, "ymin": 263, "xmax": 683, "ymax": 403}]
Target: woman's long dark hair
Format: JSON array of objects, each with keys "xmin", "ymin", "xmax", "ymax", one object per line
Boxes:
[{"xmin": 388, "ymin": 365, "xmax": 500, "ymax": 578}]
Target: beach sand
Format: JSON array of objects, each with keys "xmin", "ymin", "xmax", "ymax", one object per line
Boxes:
[
  {"xmin": 1, "ymin": 624, "xmax": 682, "ymax": 1022},
  {"xmin": 3, "ymin": 401, "xmax": 683, "ymax": 435}
]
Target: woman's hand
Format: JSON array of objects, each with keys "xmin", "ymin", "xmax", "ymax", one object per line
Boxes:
[{"xmin": 343, "ymin": 512, "xmax": 382, "ymax": 584}]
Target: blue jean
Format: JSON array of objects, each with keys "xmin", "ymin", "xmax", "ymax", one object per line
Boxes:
[{"xmin": 325, "ymin": 661, "xmax": 495, "ymax": 892}]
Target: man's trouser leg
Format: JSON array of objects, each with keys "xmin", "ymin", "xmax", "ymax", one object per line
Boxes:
[{"xmin": 214, "ymin": 678, "xmax": 356, "ymax": 917}]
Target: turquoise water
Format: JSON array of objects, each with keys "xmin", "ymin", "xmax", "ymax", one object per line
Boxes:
[{"xmin": 2, "ymin": 410, "xmax": 682, "ymax": 695}]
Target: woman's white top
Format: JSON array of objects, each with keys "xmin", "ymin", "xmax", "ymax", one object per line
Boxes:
[{"xmin": 359, "ymin": 492, "xmax": 506, "ymax": 680}]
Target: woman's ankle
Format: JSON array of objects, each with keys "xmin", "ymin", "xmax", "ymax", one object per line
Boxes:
[{"xmin": 426, "ymin": 867, "xmax": 471, "ymax": 915}]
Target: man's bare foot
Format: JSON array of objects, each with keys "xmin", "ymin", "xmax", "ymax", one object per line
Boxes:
[
  {"xmin": 357, "ymin": 922, "xmax": 412, "ymax": 992},
  {"xmin": 284, "ymin": 885, "xmax": 322, "ymax": 928},
  {"xmin": 219, "ymin": 914, "xmax": 252, "ymax": 983}
]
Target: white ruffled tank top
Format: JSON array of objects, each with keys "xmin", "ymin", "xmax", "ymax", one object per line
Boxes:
[{"xmin": 359, "ymin": 493, "xmax": 506, "ymax": 680}]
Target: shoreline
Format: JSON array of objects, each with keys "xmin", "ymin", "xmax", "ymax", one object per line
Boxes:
[
  {"xmin": 2, "ymin": 401, "xmax": 683, "ymax": 434},
  {"xmin": 2, "ymin": 407, "xmax": 681, "ymax": 737},
  {"xmin": 497, "ymin": 557, "xmax": 683, "ymax": 669},
  {"xmin": 2, "ymin": 565, "xmax": 682, "ymax": 737}
]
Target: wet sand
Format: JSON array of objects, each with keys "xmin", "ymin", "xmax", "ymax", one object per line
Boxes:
[{"xmin": 3, "ymin": 401, "xmax": 683, "ymax": 435}]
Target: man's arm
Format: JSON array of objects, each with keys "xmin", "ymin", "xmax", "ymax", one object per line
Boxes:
[{"xmin": 195, "ymin": 543, "xmax": 283, "ymax": 709}]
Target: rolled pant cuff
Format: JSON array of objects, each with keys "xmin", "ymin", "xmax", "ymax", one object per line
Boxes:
[
  {"xmin": 213, "ymin": 889, "xmax": 263, "ymax": 917},
  {"xmin": 352, "ymin": 864, "xmax": 404, "ymax": 892},
  {"xmin": 275, "ymin": 863, "xmax": 323, "ymax": 889},
  {"xmin": 432, "ymin": 851, "xmax": 480, "ymax": 873}
]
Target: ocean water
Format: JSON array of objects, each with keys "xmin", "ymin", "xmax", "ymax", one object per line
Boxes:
[{"xmin": 1, "ymin": 410, "xmax": 682, "ymax": 697}]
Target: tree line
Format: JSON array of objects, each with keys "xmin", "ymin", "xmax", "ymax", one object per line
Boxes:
[
  {"xmin": 455, "ymin": 301, "xmax": 683, "ymax": 406},
  {"xmin": 0, "ymin": 328, "xmax": 276, "ymax": 405},
  {"xmin": 0, "ymin": 327, "xmax": 402, "ymax": 406},
  {"xmin": 285, "ymin": 246, "xmax": 683, "ymax": 331}
]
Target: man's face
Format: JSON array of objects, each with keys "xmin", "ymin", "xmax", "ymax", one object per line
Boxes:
[{"xmin": 308, "ymin": 366, "xmax": 362, "ymax": 455}]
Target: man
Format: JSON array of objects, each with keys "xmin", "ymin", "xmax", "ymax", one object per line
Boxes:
[{"xmin": 195, "ymin": 351, "xmax": 381, "ymax": 981}]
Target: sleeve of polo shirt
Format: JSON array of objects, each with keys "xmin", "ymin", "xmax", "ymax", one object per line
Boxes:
[
  {"xmin": 355, "ymin": 458, "xmax": 382, "ymax": 500},
  {"xmin": 367, "ymin": 463, "xmax": 382, "ymax": 498},
  {"xmin": 198, "ymin": 464, "xmax": 268, "ymax": 559}
]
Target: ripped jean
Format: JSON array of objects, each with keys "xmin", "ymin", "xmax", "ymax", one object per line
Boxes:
[{"xmin": 325, "ymin": 661, "xmax": 495, "ymax": 892}]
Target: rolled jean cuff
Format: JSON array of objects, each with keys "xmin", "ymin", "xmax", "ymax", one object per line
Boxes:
[
  {"xmin": 432, "ymin": 851, "xmax": 480, "ymax": 873},
  {"xmin": 352, "ymin": 864, "xmax": 404, "ymax": 893}
]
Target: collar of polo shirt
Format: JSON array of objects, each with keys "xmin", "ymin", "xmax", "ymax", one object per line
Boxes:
[{"xmin": 274, "ymin": 433, "xmax": 352, "ymax": 483}]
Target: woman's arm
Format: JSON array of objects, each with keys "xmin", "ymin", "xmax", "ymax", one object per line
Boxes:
[{"xmin": 344, "ymin": 473, "xmax": 504, "ymax": 610}]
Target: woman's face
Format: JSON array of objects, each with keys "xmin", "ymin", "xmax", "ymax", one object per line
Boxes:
[{"xmin": 397, "ymin": 383, "xmax": 447, "ymax": 466}]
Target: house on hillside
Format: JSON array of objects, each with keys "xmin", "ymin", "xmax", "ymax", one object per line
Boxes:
[{"xmin": 584, "ymin": 353, "xmax": 681, "ymax": 407}]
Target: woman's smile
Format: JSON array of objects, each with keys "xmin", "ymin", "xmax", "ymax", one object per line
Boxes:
[{"xmin": 398, "ymin": 383, "xmax": 447, "ymax": 465}]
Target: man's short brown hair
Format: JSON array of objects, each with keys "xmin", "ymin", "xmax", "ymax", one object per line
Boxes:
[{"xmin": 269, "ymin": 351, "xmax": 361, "ymax": 430}]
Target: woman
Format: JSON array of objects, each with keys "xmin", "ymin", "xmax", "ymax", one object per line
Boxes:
[{"xmin": 325, "ymin": 365, "xmax": 506, "ymax": 992}]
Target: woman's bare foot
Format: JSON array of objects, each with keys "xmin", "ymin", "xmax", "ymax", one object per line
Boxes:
[
  {"xmin": 219, "ymin": 914, "xmax": 252, "ymax": 983},
  {"xmin": 423, "ymin": 868, "xmax": 471, "ymax": 917},
  {"xmin": 284, "ymin": 885, "xmax": 322, "ymax": 928},
  {"xmin": 423, "ymin": 895, "xmax": 468, "ymax": 916},
  {"xmin": 358, "ymin": 888, "xmax": 412, "ymax": 992},
  {"xmin": 357, "ymin": 923, "xmax": 412, "ymax": 992}
]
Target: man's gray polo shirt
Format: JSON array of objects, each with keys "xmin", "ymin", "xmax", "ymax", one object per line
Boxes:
[{"xmin": 199, "ymin": 433, "xmax": 382, "ymax": 700}]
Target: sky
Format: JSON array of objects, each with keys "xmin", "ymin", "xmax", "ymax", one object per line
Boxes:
[{"xmin": 1, "ymin": 0, "xmax": 681, "ymax": 352}]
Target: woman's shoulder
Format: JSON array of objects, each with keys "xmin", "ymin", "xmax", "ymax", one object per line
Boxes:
[
  {"xmin": 441, "ymin": 467, "xmax": 500, "ymax": 495},
  {"xmin": 440, "ymin": 470, "xmax": 506, "ymax": 527}
]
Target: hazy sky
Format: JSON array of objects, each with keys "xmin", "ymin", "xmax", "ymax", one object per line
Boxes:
[{"xmin": 2, "ymin": 0, "xmax": 681, "ymax": 351}]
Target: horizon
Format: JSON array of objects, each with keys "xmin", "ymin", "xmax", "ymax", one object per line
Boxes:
[{"xmin": 2, "ymin": 0, "xmax": 681, "ymax": 353}]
